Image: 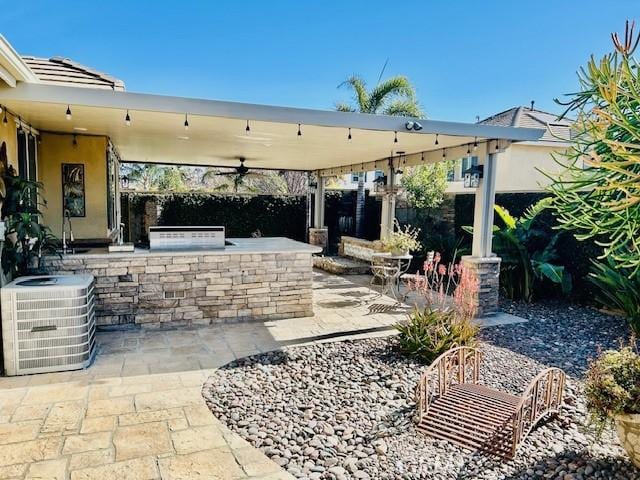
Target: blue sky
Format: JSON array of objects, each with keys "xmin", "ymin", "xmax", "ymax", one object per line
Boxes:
[{"xmin": 1, "ymin": 1, "xmax": 636, "ymax": 121}]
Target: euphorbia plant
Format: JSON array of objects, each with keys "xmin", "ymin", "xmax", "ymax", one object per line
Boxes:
[{"xmin": 548, "ymin": 21, "xmax": 640, "ymax": 274}]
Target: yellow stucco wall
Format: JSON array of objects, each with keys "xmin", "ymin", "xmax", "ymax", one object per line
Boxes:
[
  {"xmin": 0, "ymin": 111, "xmax": 18, "ymax": 171},
  {"xmin": 38, "ymin": 133, "xmax": 110, "ymax": 240}
]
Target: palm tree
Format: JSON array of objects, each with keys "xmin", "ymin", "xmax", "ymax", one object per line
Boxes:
[{"xmin": 335, "ymin": 75, "xmax": 423, "ymax": 237}]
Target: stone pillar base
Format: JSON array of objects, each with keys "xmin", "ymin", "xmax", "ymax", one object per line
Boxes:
[
  {"xmin": 309, "ymin": 228, "xmax": 328, "ymax": 251},
  {"xmin": 461, "ymin": 255, "xmax": 501, "ymax": 317}
]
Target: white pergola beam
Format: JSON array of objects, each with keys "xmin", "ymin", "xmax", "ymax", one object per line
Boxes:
[{"xmin": 0, "ymin": 83, "xmax": 544, "ymax": 141}]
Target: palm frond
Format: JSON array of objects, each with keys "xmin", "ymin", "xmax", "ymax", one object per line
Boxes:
[
  {"xmin": 335, "ymin": 102, "xmax": 356, "ymax": 113},
  {"xmin": 369, "ymin": 75, "xmax": 416, "ymax": 114},
  {"xmin": 338, "ymin": 75, "xmax": 369, "ymax": 112},
  {"xmin": 383, "ymin": 99, "xmax": 423, "ymax": 118}
]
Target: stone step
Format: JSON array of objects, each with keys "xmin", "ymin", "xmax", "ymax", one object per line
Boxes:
[{"xmin": 312, "ymin": 256, "xmax": 371, "ymax": 275}]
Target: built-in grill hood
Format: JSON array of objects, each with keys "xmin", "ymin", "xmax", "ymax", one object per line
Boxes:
[{"xmin": 149, "ymin": 226, "xmax": 225, "ymax": 250}]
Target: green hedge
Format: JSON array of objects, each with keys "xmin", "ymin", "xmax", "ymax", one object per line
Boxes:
[{"xmin": 127, "ymin": 193, "xmax": 308, "ymax": 242}]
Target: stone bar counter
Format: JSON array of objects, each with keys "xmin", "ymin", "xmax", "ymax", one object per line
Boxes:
[{"xmin": 46, "ymin": 237, "xmax": 322, "ymax": 326}]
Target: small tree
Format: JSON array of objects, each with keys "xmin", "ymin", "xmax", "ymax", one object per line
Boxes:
[
  {"xmin": 548, "ymin": 21, "xmax": 640, "ymax": 273},
  {"xmin": 400, "ymin": 162, "xmax": 450, "ymax": 209}
]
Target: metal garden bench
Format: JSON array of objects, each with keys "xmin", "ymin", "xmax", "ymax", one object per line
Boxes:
[{"xmin": 415, "ymin": 347, "xmax": 565, "ymax": 458}]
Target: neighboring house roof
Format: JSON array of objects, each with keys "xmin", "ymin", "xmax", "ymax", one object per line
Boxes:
[
  {"xmin": 21, "ymin": 56, "xmax": 125, "ymax": 91},
  {"xmin": 478, "ymin": 106, "xmax": 571, "ymax": 143}
]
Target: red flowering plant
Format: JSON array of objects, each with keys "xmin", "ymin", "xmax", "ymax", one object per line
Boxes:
[{"xmin": 395, "ymin": 252, "xmax": 479, "ymax": 363}]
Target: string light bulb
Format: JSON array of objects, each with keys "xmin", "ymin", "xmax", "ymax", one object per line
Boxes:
[
  {"xmin": 466, "ymin": 144, "xmax": 471, "ymax": 156},
  {"xmin": 125, "ymin": 110, "xmax": 131, "ymax": 126},
  {"xmin": 435, "ymin": 134, "xmax": 439, "ymax": 145},
  {"xmin": 297, "ymin": 123, "xmax": 302, "ymax": 138},
  {"xmin": 66, "ymin": 105, "xmax": 72, "ymax": 120},
  {"xmin": 72, "ymin": 134, "xmax": 78, "ymax": 146},
  {"xmin": 347, "ymin": 128, "xmax": 352, "ymax": 142},
  {"xmin": 495, "ymin": 140, "xmax": 500, "ymax": 151},
  {"xmin": 245, "ymin": 120, "xmax": 250, "ymax": 134},
  {"xmin": 442, "ymin": 148, "xmax": 446, "ymax": 159},
  {"xmin": 394, "ymin": 131, "xmax": 398, "ymax": 143},
  {"xmin": 184, "ymin": 114, "xmax": 189, "ymax": 131}
]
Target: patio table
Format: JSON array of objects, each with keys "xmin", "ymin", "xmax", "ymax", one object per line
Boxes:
[{"xmin": 370, "ymin": 252, "xmax": 413, "ymax": 302}]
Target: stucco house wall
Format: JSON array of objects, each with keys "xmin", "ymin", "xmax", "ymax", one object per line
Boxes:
[{"xmin": 38, "ymin": 133, "xmax": 110, "ymax": 240}]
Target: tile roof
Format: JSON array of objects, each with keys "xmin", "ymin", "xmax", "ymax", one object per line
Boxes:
[
  {"xmin": 21, "ymin": 56, "xmax": 125, "ymax": 91},
  {"xmin": 478, "ymin": 106, "xmax": 572, "ymax": 143}
]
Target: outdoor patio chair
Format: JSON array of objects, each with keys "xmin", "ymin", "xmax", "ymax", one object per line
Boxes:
[
  {"xmin": 369, "ymin": 255, "xmax": 400, "ymax": 300},
  {"xmin": 415, "ymin": 347, "xmax": 566, "ymax": 458}
]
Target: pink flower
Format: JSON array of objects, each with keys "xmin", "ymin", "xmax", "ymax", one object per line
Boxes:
[
  {"xmin": 434, "ymin": 252, "xmax": 441, "ymax": 263},
  {"xmin": 438, "ymin": 264, "xmax": 446, "ymax": 275}
]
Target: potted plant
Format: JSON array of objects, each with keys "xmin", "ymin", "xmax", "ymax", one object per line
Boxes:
[
  {"xmin": 1, "ymin": 166, "xmax": 58, "ymax": 279},
  {"xmin": 382, "ymin": 220, "xmax": 420, "ymax": 256},
  {"xmin": 584, "ymin": 345, "xmax": 640, "ymax": 467}
]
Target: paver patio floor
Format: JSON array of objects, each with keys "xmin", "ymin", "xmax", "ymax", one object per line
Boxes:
[{"xmin": 0, "ymin": 270, "xmax": 524, "ymax": 479}]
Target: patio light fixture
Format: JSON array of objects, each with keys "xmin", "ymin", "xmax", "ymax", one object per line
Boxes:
[
  {"xmin": 463, "ymin": 164, "xmax": 484, "ymax": 188},
  {"xmin": 245, "ymin": 120, "xmax": 250, "ymax": 134},
  {"xmin": 297, "ymin": 123, "xmax": 302, "ymax": 138},
  {"xmin": 184, "ymin": 114, "xmax": 189, "ymax": 131},
  {"xmin": 442, "ymin": 148, "xmax": 446, "ymax": 159},
  {"xmin": 435, "ymin": 134, "xmax": 439, "ymax": 145},
  {"xmin": 347, "ymin": 128, "xmax": 352, "ymax": 142},
  {"xmin": 66, "ymin": 105, "xmax": 72, "ymax": 120},
  {"xmin": 393, "ymin": 131, "xmax": 398, "ymax": 143},
  {"xmin": 466, "ymin": 144, "xmax": 471, "ymax": 156},
  {"xmin": 125, "ymin": 110, "xmax": 131, "ymax": 126}
]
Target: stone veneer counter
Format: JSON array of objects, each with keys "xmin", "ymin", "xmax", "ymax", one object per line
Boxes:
[{"xmin": 47, "ymin": 237, "xmax": 322, "ymax": 326}]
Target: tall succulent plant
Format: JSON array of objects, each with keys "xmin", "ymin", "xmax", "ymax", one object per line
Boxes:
[{"xmin": 548, "ymin": 21, "xmax": 640, "ymax": 273}]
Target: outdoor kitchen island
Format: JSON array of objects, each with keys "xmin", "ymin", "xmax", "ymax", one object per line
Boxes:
[{"xmin": 46, "ymin": 237, "xmax": 322, "ymax": 326}]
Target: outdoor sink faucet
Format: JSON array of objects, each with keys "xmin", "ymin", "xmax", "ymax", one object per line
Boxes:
[{"xmin": 62, "ymin": 209, "xmax": 74, "ymax": 254}]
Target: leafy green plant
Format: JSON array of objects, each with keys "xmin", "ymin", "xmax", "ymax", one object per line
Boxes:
[
  {"xmin": 381, "ymin": 221, "xmax": 421, "ymax": 254},
  {"xmin": 401, "ymin": 162, "xmax": 450, "ymax": 210},
  {"xmin": 590, "ymin": 260, "xmax": 640, "ymax": 335},
  {"xmin": 584, "ymin": 345, "xmax": 640, "ymax": 436},
  {"xmin": 1, "ymin": 167, "xmax": 58, "ymax": 278},
  {"xmin": 547, "ymin": 22, "xmax": 640, "ymax": 273},
  {"xmin": 465, "ymin": 199, "xmax": 571, "ymax": 302},
  {"xmin": 395, "ymin": 308, "xmax": 478, "ymax": 363},
  {"xmin": 396, "ymin": 254, "xmax": 479, "ymax": 363}
]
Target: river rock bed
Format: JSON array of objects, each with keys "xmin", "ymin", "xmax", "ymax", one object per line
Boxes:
[{"xmin": 203, "ymin": 334, "xmax": 638, "ymax": 479}]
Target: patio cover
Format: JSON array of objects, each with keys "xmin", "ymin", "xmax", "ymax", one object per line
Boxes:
[{"xmin": 0, "ymin": 83, "xmax": 544, "ymax": 173}]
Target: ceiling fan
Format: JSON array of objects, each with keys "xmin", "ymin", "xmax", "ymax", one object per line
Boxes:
[{"xmin": 215, "ymin": 157, "xmax": 261, "ymax": 176}]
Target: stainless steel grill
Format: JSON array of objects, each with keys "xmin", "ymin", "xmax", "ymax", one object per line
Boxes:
[{"xmin": 149, "ymin": 226, "xmax": 225, "ymax": 249}]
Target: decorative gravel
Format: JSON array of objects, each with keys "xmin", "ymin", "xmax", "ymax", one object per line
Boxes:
[{"xmin": 204, "ymin": 303, "xmax": 638, "ymax": 479}]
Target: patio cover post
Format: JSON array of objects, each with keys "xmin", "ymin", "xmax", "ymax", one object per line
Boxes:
[
  {"xmin": 380, "ymin": 159, "xmax": 397, "ymax": 241},
  {"xmin": 314, "ymin": 175, "xmax": 325, "ymax": 229},
  {"xmin": 309, "ymin": 175, "xmax": 328, "ymax": 250},
  {"xmin": 462, "ymin": 142, "xmax": 502, "ymax": 317}
]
